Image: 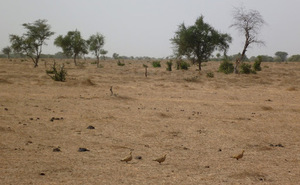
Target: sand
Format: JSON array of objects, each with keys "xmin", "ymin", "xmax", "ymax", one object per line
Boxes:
[{"xmin": 1, "ymin": 58, "xmax": 300, "ymax": 184}]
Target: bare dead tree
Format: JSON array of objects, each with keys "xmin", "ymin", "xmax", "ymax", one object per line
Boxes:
[{"xmin": 230, "ymin": 6, "xmax": 266, "ymax": 73}]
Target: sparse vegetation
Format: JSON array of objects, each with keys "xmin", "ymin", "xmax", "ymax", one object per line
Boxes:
[
  {"xmin": 253, "ymin": 56, "xmax": 262, "ymax": 71},
  {"xmin": 176, "ymin": 60, "xmax": 190, "ymax": 70},
  {"xmin": 240, "ymin": 63, "xmax": 256, "ymax": 74},
  {"xmin": 166, "ymin": 61, "xmax": 173, "ymax": 71},
  {"xmin": 152, "ymin": 61, "xmax": 161, "ymax": 68},
  {"xmin": 206, "ymin": 71, "xmax": 214, "ymax": 78},
  {"xmin": 46, "ymin": 62, "xmax": 67, "ymax": 82},
  {"xmin": 218, "ymin": 60, "xmax": 234, "ymax": 74},
  {"xmin": 117, "ymin": 60, "xmax": 125, "ymax": 66}
]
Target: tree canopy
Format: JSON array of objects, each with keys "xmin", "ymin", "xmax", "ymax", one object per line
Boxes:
[
  {"xmin": 87, "ymin": 33, "xmax": 105, "ymax": 67},
  {"xmin": 2, "ymin": 46, "xmax": 11, "ymax": 59},
  {"xmin": 9, "ymin": 19, "xmax": 54, "ymax": 67},
  {"xmin": 54, "ymin": 30, "xmax": 88, "ymax": 66},
  {"xmin": 230, "ymin": 6, "xmax": 266, "ymax": 63},
  {"xmin": 275, "ymin": 51, "xmax": 288, "ymax": 62},
  {"xmin": 171, "ymin": 16, "xmax": 232, "ymax": 70}
]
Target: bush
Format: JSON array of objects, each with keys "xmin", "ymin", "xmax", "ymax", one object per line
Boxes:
[
  {"xmin": 218, "ymin": 60, "xmax": 234, "ymax": 74},
  {"xmin": 176, "ymin": 60, "xmax": 190, "ymax": 70},
  {"xmin": 206, "ymin": 71, "xmax": 214, "ymax": 78},
  {"xmin": 166, "ymin": 61, "xmax": 172, "ymax": 71},
  {"xmin": 152, "ymin": 61, "xmax": 161, "ymax": 67},
  {"xmin": 240, "ymin": 63, "xmax": 256, "ymax": 74},
  {"xmin": 253, "ymin": 56, "xmax": 262, "ymax": 71},
  {"xmin": 117, "ymin": 60, "xmax": 125, "ymax": 66},
  {"xmin": 46, "ymin": 62, "xmax": 67, "ymax": 82}
]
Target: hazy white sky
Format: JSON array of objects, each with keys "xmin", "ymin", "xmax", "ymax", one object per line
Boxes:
[{"xmin": 0, "ymin": 0, "xmax": 299, "ymax": 58}]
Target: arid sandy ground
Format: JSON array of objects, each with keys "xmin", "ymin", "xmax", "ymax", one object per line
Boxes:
[{"xmin": 1, "ymin": 58, "xmax": 300, "ymax": 184}]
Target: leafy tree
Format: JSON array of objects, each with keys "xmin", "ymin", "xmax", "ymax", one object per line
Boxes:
[
  {"xmin": 112, "ymin": 53, "xmax": 119, "ymax": 60},
  {"xmin": 171, "ymin": 16, "xmax": 232, "ymax": 71},
  {"xmin": 87, "ymin": 33, "xmax": 105, "ymax": 67},
  {"xmin": 288, "ymin": 55, "xmax": 300, "ymax": 62},
  {"xmin": 230, "ymin": 6, "xmax": 266, "ymax": 73},
  {"xmin": 9, "ymin": 19, "xmax": 54, "ymax": 67},
  {"xmin": 275, "ymin": 51, "xmax": 288, "ymax": 62},
  {"xmin": 54, "ymin": 30, "xmax": 88, "ymax": 66},
  {"xmin": 100, "ymin": 49, "xmax": 108, "ymax": 60},
  {"xmin": 2, "ymin": 46, "xmax": 11, "ymax": 59}
]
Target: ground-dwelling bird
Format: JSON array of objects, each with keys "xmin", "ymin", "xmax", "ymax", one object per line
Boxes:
[
  {"xmin": 153, "ymin": 154, "xmax": 167, "ymax": 164},
  {"xmin": 231, "ymin": 150, "xmax": 245, "ymax": 160},
  {"xmin": 121, "ymin": 152, "xmax": 132, "ymax": 163}
]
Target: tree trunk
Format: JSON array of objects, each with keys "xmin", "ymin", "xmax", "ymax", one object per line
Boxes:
[
  {"xmin": 198, "ymin": 61, "xmax": 202, "ymax": 71},
  {"xmin": 74, "ymin": 54, "xmax": 77, "ymax": 66},
  {"xmin": 234, "ymin": 58, "xmax": 240, "ymax": 74},
  {"xmin": 96, "ymin": 56, "xmax": 100, "ymax": 68}
]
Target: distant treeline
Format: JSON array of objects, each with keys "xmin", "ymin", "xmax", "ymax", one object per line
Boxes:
[
  {"xmin": 210, "ymin": 53, "xmax": 300, "ymax": 62},
  {"xmin": 1, "ymin": 52, "xmax": 300, "ymax": 62},
  {"xmin": 0, "ymin": 52, "xmax": 162, "ymax": 60}
]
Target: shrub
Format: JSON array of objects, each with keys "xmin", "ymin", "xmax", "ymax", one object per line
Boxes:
[
  {"xmin": 46, "ymin": 62, "xmax": 67, "ymax": 82},
  {"xmin": 218, "ymin": 60, "xmax": 234, "ymax": 74},
  {"xmin": 152, "ymin": 61, "xmax": 161, "ymax": 67},
  {"xmin": 184, "ymin": 76, "xmax": 198, "ymax": 82},
  {"xmin": 253, "ymin": 56, "xmax": 262, "ymax": 71},
  {"xmin": 117, "ymin": 60, "xmax": 125, "ymax": 66},
  {"xmin": 176, "ymin": 60, "xmax": 190, "ymax": 70},
  {"xmin": 240, "ymin": 63, "xmax": 256, "ymax": 74},
  {"xmin": 206, "ymin": 71, "xmax": 214, "ymax": 78},
  {"xmin": 166, "ymin": 61, "xmax": 173, "ymax": 71}
]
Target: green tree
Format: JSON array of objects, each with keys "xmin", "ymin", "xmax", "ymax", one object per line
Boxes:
[
  {"xmin": 112, "ymin": 53, "xmax": 119, "ymax": 60},
  {"xmin": 87, "ymin": 33, "xmax": 105, "ymax": 67},
  {"xmin": 100, "ymin": 49, "xmax": 108, "ymax": 60},
  {"xmin": 275, "ymin": 51, "xmax": 288, "ymax": 62},
  {"xmin": 230, "ymin": 6, "xmax": 266, "ymax": 73},
  {"xmin": 9, "ymin": 19, "xmax": 54, "ymax": 67},
  {"xmin": 54, "ymin": 30, "xmax": 88, "ymax": 66},
  {"xmin": 2, "ymin": 46, "xmax": 11, "ymax": 59},
  {"xmin": 171, "ymin": 16, "xmax": 232, "ymax": 71},
  {"xmin": 288, "ymin": 55, "xmax": 300, "ymax": 62}
]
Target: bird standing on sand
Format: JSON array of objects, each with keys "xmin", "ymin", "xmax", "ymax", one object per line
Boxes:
[
  {"xmin": 153, "ymin": 154, "xmax": 167, "ymax": 164},
  {"xmin": 121, "ymin": 152, "xmax": 132, "ymax": 163},
  {"xmin": 231, "ymin": 150, "xmax": 245, "ymax": 160}
]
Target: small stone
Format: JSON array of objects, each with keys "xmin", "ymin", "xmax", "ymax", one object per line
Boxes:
[
  {"xmin": 87, "ymin": 125, "xmax": 95, "ymax": 129},
  {"xmin": 205, "ymin": 165, "xmax": 210, "ymax": 168},
  {"xmin": 4, "ymin": 108, "xmax": 8, "ymax": 111},
  {"xmin": 78, "ymin": 147, "xmax": 89, "ymax": 152},
  {"xmin": 135, "ymin": 156, "xmax": 142, "ymax": 160},
  {"xmin": 30, "ymin": 118, "xmax": 34, "ymax": 120},
  {"xmin": 53, "ymin": 148, "xmax": 61, "ymax": 152},
  {"xmin": 40, "ymin": 173, "xmax": 45, "ymax": 176},
  {"xmin": 218, "ymin": 149, "xmax": 222, "ymax": 152}
]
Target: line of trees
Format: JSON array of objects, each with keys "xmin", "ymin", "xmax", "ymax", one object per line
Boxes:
[
  {"xmin": 2, "ymin": 6, "xmax": 300, "ymax": 69},
  {"xmin": 5, "ymin": 19, "xmax": 107, "ymax": 68}
]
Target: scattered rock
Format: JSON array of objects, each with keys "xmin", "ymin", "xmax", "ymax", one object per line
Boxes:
[
  {"xmin": 30, "ymin": 118, "xmax": 34, "ymax": 120},
  {"xmin": 78, "ymin": 147, "xmax": 90, "ymax": 152},
  {"xmin": 135, "ymin": 156, "xmax": 142, "ymax": 160},
  {"xmin": 265, "ymin": 99, "xmax": 272, "ymax": 102},
  {"xmin": 270, "ymin": 143, "xmax": 284, "ymax": 147},
  {"xmin": 4, "ymin": 108, "xmax": 8, "ymax": 111},
  {"xmin": 87, "ymin": 125, "xmax": 95, "ymax": 129},
  {"xmin": 50, "ymin": 117, "xmax": 63, "ymax": 122},
  {"xmin": 183, "ymin": 147, "xmax": 189, "ymax": 150},
  {"xmin": 53, "ymin": 147, "xmax": 61, "ymax": 152},
  {"xmin": 204, "ymin": 165, "xmax": 210, "ymax": 168},
  {"xmin": 40, "ymin": 173, "xmax": 45, "ymax": 176},
  {"xmin": 218, "ymin": 149, "xmax": 222, "ymax": 152}
]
